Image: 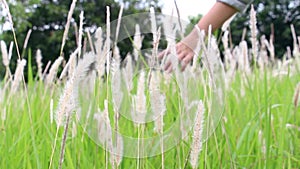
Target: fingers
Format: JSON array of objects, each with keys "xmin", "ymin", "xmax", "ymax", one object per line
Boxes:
[
  {"xmin": 164, "ymin": 61, "xmax": 172, "ymax": 71},
  {"xmin": 161, "ymin": 42, "xmax": 195, "ymax": 72},
  {"xmin": 158, "ymin": 48, "xmax": 170, "ymax": 60},
  {"xmin": 176, "ymin": 42, "xmax": 194, "ymax": 71},
  {"xmin": 180, "ymin": 54, "xmax": 194, "ymax": 71},
  {"xmin": 166, "ymin": 63, "xmax": 173, "ymax": 73}
]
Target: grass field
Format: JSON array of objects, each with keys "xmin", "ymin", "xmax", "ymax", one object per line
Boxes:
[{"xmin": 0, "ymin": 2, "xmax": 300, "ymax": 169}]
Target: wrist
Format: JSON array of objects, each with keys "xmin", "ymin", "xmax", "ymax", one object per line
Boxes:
[{"xmin": 180, "ymin": 26, "xmax": 204, "ymax": 52}]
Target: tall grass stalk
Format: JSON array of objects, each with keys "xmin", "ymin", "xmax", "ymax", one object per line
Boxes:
[
  {"xmin": 1, "ymin": 3, "xmax": 300, "ymax": 169},
  {"xmin": 1, "ymin": 40, "xmax": 11, "ymax": 81},
  {"xmin": 189, "ymin": 100, "xmax": 205, "ymax": 169},
  {"xmin": 21, "ymin": 29, "xmax": 32, "ymax": 58},
  {"xmin": 60, "ymin": 0, "xmax": 77, "ymax": 57},
  {"xmin": 250, "ymin": 5, "xmax": 258, "ymax": 64},
  {"xmin": 105, "ymin": 6, "xmax": 111, "ymax": 169},
  {"xmin": 35, "ymin": 49, "xmax": 43, "ymax": 81},
  {"xmin": 78, "ymin": 11, "xmax": 84, "ymax": 58}
]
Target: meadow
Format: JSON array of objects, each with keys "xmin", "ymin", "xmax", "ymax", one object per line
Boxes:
[{"xmin": 0, "ymin": 1, "xmax": 300, "ymax": 169}]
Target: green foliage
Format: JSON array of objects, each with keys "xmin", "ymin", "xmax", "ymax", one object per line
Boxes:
[
  {"xmin": 0, "ymin": 0, "xmax": 162, "ymax": 79},
  {"xmin": 230, "ymin": 0, "xmax": 300, "ymax": 57},
  {"xmin": 185, "ymin": 14, "xmax": 202, "ymax": 35},
  {"xmin": 0, "ymin": 68, "xmax": 299, "ymax": 168}
]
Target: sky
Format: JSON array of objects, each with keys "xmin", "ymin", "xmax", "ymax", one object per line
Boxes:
[
  {"xmin": 162, "ymin": 0, "xmax": 215, "ymax": 21},
  {"xmin": 1, "ymin": 0, "xmax": 216, "ymax": 32}
]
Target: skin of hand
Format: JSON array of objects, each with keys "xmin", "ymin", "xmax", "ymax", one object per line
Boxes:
[{"xmin": 160, "ymin": 2, "xmax": 238, "ymax": 72}]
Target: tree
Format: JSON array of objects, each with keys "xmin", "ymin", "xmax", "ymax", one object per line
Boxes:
[
  {"xmin": 230, "ymin": 0, "xmax": 300, "ymax": 58},
  {"xmin": 0, "ymin": 0, "xmax": 162, "ymax": 78}
]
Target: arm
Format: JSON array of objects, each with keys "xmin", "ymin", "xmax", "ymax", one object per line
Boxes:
[
  {"xmin": 197, "ymin": 2, "xmax": 238, "ymax": 33},
  {"xmin": 175, "ymin": 2, "xmax": 238, "ymax": 71}
]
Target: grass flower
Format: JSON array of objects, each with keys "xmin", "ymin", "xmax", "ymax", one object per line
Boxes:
[{"xmin": 189, "ymin": 100, "xmax": 205, "ymax": 169}]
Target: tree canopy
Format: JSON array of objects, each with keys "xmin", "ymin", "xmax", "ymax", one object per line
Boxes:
[
  {"xmin": 0, "ymin": 0, "xmax": 161, "ymax": 77},
  {"xmin": 230, "ymin": 0, "xmax": 300, "ymax": 57}
]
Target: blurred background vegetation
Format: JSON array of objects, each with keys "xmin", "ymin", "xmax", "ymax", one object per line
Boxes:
[{"xmin": 0, "ymin": 0, "xmax": 299, "ymax": 78}]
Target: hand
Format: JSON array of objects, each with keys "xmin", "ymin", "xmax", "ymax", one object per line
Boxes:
[
  {"xmin": 159, "ymin": 26, "xmax": 202, "ymax": 72},
  {"xmin": 176, "ymin": 42, "xmax": 195, "ymax": 71},
  {"xmin": 158, "ymin": 42, "xmax": 196, "ymax": 73}
]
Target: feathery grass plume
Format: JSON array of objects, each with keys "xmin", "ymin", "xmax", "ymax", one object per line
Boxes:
[
  {"xmin": 291, "ymin": 24, "xmax": 300, "ymax": 56},
  {"xmin": 78, "ymin": 11, "xmax": 84, "ymax": 58},
  {"xmin": 225, "ymin": 45, "xmax": 238, "ymax": 83},
  {"xmin": 133, "ymin": 71, "xmax": 147, "ymax": 167},
  {"xmin": 221, "ymin": 14, "xmax": 236, "ymax": 32},
  {"xmin": 11, "ymin": 59, "xmax": 26, "ymax": 94},
  {"xmin": 149, "ymin": 71, "xmax": 166, "ymax": 133},
  {"xmin": 54, "ymin": 52, "xmax": 96, "ymax": 169},
  {"xmin": 151, "ymin": 27, "xmax": 161, "ymax": 68},
  {"xmin": 149, "ymin": 71, "xmax": 166, "ymax": 168},
  {"xmin": 259, "ymin": 35, "xmax": 269, "ymax": 68},
  {"xmin": 123, "ymin": 53, "xmax": 134, "ymax": 92},
  {"xmin": 239, "ymin": 41, "xmax": 250, "ymax": 73},
  {"xmin": 132, "ymin": 71, "xmax": 147, "ymax": 124},
  {"xmin": 86, "ymin": 29, "xmax": 95, "ymax": 53},
  {"xmin": 263, "ymin": 35, "xmax": 275, "ymax": 62},
  {"xmin": 249, "ymin": 5, "xmax": 258, "ymax": 63},
  {"xmin": 95, "ymin": 27, "xmax": 103, "ymax": 55},
  {"xmin": 133, "ymin": 24, "xmax": 143, "ymax": 62},
  {"xmin": 269, "ymin": 35, "xmax": 275, "ymax": 61},
  {"xmin": 42, "ymin": 61, "xmax": 52, "ymax": 78},
  {"xmin": 114, "ymin": 3, "xmax": 124, "ymax": 44},
  {"xmin": 93, "ymin": 102, "xmax": 112, "ymax": 146},
  {"xmin": 55, "ymin": 72, "xmax": 76, "ymax": 127},
  {"xmin": 286, "ymin": 123, "xmax": 300, "ymax": 131},
  {"xmin": 162, "ymin": 14, "xmax": 178, "ymax": 72},
  {"xmin": 1, "ymin": 40, "xmax": 9, "ymax": 67},
  {"xmin": 95, "ymin": 27, "xmax": 107, "ymax": 78},
  {"xmin": 78, "ymin": 55, "xmax": 97, "ymax": 98},
  {"xmin": 286, "ymin": 46, "xmax": 292, "ymax": 60},
  {"xmin": 55, "ymin": 52, "xmax": 96, "ymax": 127},
  {"xmin": 150, "ymin": 7, "xmax": 157, "ymax": 43},
  {"xmin": 1, "ymin": 0, "xmax": 22, "ymax": 61},
  {"xmin": 111, "ymin": 46, "xmax": 123, "ymax": 112},
  {"xmin": 93, "ymin": 100, "xmax": 114, "ymax": 161},
  {"xmin": 8, "ymin": 41, "xmax": 13, "ymax": 61},
  {"xmin": 150, "ymin": 7, "xmax": 159, "ymax": 67},
  {"xmin": 59, "ymin": 48, "xmax": 79, "ymax": 80},
  {"xmin": 165, "ymin": 43, "xmax": 179, "ymax": 72},
  {"xmin": 201, "ymin": 27, "xmax": 222, "ymax": 86},
  {"xmin": 1, "ymin": 40, "xmax": 12, "ymax": 80},
  {"xmin": 106, "ymin": 6, "xmax": 111, "ymax": 77},
  {"xmin": 192, "ymin": 25, "xmax": 205, "ymax": 70},
  {"xmin": 60, "ymin": 0, "xmax": 77, "ymax": 57},
  {"xmin": 73, "ymin": 22, "xmax": 79, "ymax": 45},
  {"xmin": 83, "ymin": 35, "xmax": 88, "ymax": 54},
  {"xmin": 189, "ymin": 100, "xmax": 205, "ymax": 169},
  {"xmin": 293, "ymin": 82, "xmax": 300, "ymax": 108},
  {"xmin": 36, "ymin": 49, "xmax": 43, "ymax": 80},
  {"xmin": 46, "ymin": 56, "xmax": 64, "ymax": 85},
  {"xmin": 162, "ymin": 13, "xmax": 176, "ymax": 45},
  {"xmin": 149, "ymin": 74, "xmax": 166, "ymax": 169},
  {"xmin": 22, "ymin": 29, "xmax": 32, "ymax": 52},
  {"xmin": 222, "ymin": 30, "xmax": 234, "ymax": 71},
  {"xmin": 110, "ymin": 45, "xmax": 124, "ymax": 167}
]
